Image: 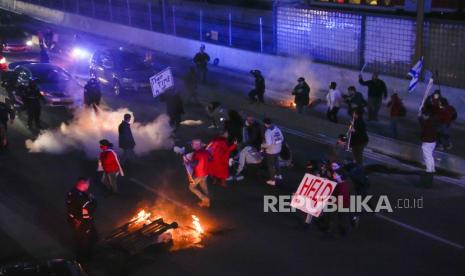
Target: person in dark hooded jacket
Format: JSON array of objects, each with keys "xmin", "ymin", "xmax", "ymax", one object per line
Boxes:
[
  {"xmin": 118, "ymin": 113, "xmax": 136, "ymax": 170},
  {"xmin": 291, "ymin": 77, "xmax": 310, "ymax": 114},
  {"xmin": 162, "ymin": 90, "xmax": 184, "ymax": 128},
  {"xmin": 224, "ymin": 110, "xmax": 244, "ymax": 144}
]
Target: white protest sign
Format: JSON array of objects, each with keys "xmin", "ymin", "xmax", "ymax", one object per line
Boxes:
[
  {"xmin": 150, "ymin": 67, "xmax": 174, "ymax": 98},
  {"xmin": 291, "ymin": 173, "xmax": 337, "ymax": 217}
]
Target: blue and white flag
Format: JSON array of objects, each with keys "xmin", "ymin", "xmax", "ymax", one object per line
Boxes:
[{"xmin": 408, "ymin": 57, "xmax": 423, "ymax": 93}]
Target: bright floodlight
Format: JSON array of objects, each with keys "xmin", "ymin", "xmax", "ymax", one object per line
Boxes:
[{"xmin": 26, "ymin": 40, "xmax": 33, "ymax": 46}]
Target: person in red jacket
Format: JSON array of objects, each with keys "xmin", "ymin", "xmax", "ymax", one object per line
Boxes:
[
  {"xmin": 98, "ymin": 139, "xmax": 124, "ymax": 194},
  {"xmin": 387, "ymin": 93, "xmax": 405, "ymax": 139},
  {"xmin": 185, "ymin": 139, "xmax": 211, "ymax": 207},
  {"xmin": 207, "ymin": 131, "xmax": 237, "ymax": 187}
]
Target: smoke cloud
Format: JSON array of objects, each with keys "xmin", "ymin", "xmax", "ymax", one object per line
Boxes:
[{"xmin": 25, "ymin": 107, "xmax": 174, "ymax": 158}]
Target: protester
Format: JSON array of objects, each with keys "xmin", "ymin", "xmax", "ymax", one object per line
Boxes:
[
  {"xmin": 343, "ymin": 158, "xmax": 371, "ymax": 227},
  {"xmin": 0, "ymin": 96, "xmax": 14, "ymax": 152},
  {"xmin": 207, "ymin": 131, "xmax": 237, "ymax": 187},
  {"xmin": 242, "ymin": 115, "xmax": 263, "ymax": 150},
  {"xmin": 118, "ymin": 113, "xmax": 136, "ymax": 172},
  {"xmin": 98, "ymin": 139, "xmax": 124, "ymax": 194},
  {"xmin": 163, "ymin": 90, "xmax": 184, "ymax": 128},
  {"xmin": 185, "ymin": 139, "xmax": 210, "ymax": 207},
  {"xmin": 224, "ymin": 109, "xmax": 244, "ymax": 144},
  {"xmin": 418, "ymin": 107, "xmax": 437, "ymax": 188},
  {"xmin": 66, "ymin": 177, "xmax": 98, "ymax": 262},
  {"xmin": 184, "ymin": 66, "xmax": 199, "ymax": 104},
  {"xmin": 328, "ymin": 134, "xmax": 352, "ymax": 164},
  {"xmin": 330, "ymin": 162, "xmax": 350, "ymax": 236},
  {"xmin": 424, "ymin": 89, "xmax": 442, "ymax": 115},
  {"xmin": 193, "ymin": 44, "xmax": 210, "ymax": 83},
  {"xmin": 436, "ymin": 98, "xmax": 456, "ymax": 150},
  {"xmin": 326, "ymin": 82, "xmax": 342, "ymax": 123},
  {"xmin": 386, "ymin": 93, "xmax": 406, "ymax": 139},
  {"xmin": 22, "ymin": 79, "xmax": 45, "ymax": 130},
  {"xmin": 291, "ymin": 77, "xmax": 310, "ymax": 114},
  {"xmin": 206, "ymin": 101, "xmax": 225, "ymax": 129},
  {"xmin": 349, "ymin": 109, "xmax": 369, "ymax": 165},
  {"xmin": 344, "ymin": 86, "xmax": 367, "ymax": 116},
  {"xmin": 233, "ymin": 145, "xmax": 263, "ymax": 181},
  {"xmin": 359, "ymin": 72, "xmax": 387, "ymax": 121},
  {"xmin": 261, "ymin": 118, "xmax": 284, "ymax": 186},
  {"xmin": 84, "ymin": 77, "xmax": 101, "ymax": 108},
  {"xmin": 248, "ymin": 70, "xmax": 265, "ymax": 104}
]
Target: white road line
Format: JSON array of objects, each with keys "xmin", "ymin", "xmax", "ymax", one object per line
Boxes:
[
  {"xmin": 280, "ymin": 125, "xmax": 465, "ymax": 188},
  {"xmin": 376, "ymin": 214, "xmax": 464, "ymax": 250}
]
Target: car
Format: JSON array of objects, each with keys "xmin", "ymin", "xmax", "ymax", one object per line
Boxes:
[
  {"xmin": 8, "ymin": 61, "xmax": 81, "ymax": 107},
  {"xmin": 0, "ymin": 258, "xmax": 87, "ymax": 276},
  {"xmin": 89, "ymin": 48, "xmax": 156, "ymax": 95},
  {"xmin": 0, "ymin": 26, "xmax": 35, "ymax": 53}
]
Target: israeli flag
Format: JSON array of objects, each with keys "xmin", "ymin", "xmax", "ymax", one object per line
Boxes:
[{"xmin": 408, "ymin": 57, "xmax": 423, "ymax": 93}]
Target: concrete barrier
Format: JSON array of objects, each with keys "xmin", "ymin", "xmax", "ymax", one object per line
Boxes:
[{"xmin": 1, "ymin": 1, "xmax": 464, "ymax": 175}]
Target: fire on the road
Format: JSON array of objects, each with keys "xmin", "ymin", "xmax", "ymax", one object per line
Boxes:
[{"xmin": 128, "ymin": 208, "xmax": 206, "ymax": 250}]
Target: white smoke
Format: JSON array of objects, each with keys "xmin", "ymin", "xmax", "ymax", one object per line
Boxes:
[{"xmin": 25, "ymin": 107, "xmax": 174, "ymax": 158}]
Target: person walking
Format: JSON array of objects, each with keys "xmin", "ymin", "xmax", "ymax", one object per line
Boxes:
[
  {"xmin": 66, "ymin": 177, "xmax": 98, "ymax": 262},
  {"xmin": 386, "ymin": 93, "xmax": 406, "ymax": 139},
  {"xmin": 22, "ymin": 79, "xmax": 45, "ymax": 130},
  {"xmin": 193, "ymin": 44, "xmax": 210, "ymax": 83},
  {"xmin": 291, "ymin": 77, "xmax": 310, "ymax": 114},
  {"xmin": 184, "ymin": 139, "xmax": 211, "ymax": 207},
  {"xmin": 207, "ymin": 131, "xmax": 237, "ymax": 187},
  {"xmin": 261, "ymin": 118, "xmax": 284, "ymax": 186},
  {"xmin": 419, "ymin": 107, "xmax": 438, "ymax": 187},
  {"xmin": 344, "ymin": 86, "xmax": 367, "ymax": 116},
  {"xmin": 98, "ymin": 139, "xmax": 124, "ymax": 194},
  {"xmin": 359, "ymin": 72, "xmax": 387, "ymax": 121},
  {"xmin": 349, "ymin": 109, "xmax": 369, "ymax": 165},
  {"xmin": 118, "ymin": 113, "xmax": 136, "ymax": 172},
  {"xmin": 326, "ymin": 82, "xmax": 342, "ymax": 123}
]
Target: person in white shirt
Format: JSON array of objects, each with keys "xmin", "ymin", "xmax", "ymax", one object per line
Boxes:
[
  {"xmin": 261, "ymin": 118, "xmax": 284, "ymax": 186},
  {"xmin": 326, "ymin": 82, "xmax": 342, "ymax": 123}
]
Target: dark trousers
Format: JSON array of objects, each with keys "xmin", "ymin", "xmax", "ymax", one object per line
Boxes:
[
  {"xmin": 197, "ymin": 66, "xmax": 207, "ymax": 83},
  {"xmin": 296, "ymin": 104, "xmax": 305, "ymax": 114},
  {"xmin": 352, "ymin": 142, "xmax": 367, "ymax": 165},
  {"xmin": 326, "ymin": 107, "xmax": 340, "ymax": 123},
  {"xmin": 266, "ymin": 153, "xmax": 280, "ymax": 179},
  {"xmin": 69, "ymin": 220, "xmax": 98, "ymax": 262},
  {"xmin": 367, "ymin": 97, "xmax": 382, "ymax": 121},
  {"xmin": 248, "ymin": 89, "xmax": 264, "ymax": 103},
  {"xmin": 26, "ymin": 104, "xmax": 41, "ymax": 129}
]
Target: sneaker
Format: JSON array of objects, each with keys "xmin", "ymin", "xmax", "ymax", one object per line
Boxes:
[
  {"xmin": 235, "ymin": 174, "xmax": 244, "ymax": 181},
  {"xmin": 266, "ymin": 179, "xmax": 276, "ymax": 186},
  {"xmin": 226, "ymin": 176, "xmax": 234, "ymax": 181},
  {"xmin": 275, "ymin": 175, "xmax": 283, "ymax": 180}
]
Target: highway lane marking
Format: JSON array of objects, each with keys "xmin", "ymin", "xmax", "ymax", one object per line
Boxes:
[
  {"xmin": 280, "ymin": 126, "xmax": 465, "ymax": 188},
  {"xmin": 376, "ymin": 214, "xmax": 464, "ymax": 250}
]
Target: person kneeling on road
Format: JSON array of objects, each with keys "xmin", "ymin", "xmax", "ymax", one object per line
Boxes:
[{"xmin": 184, "ymin": 139, "xmax": 211, "ymax": 208}]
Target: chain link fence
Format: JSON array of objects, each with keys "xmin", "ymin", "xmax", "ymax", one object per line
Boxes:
[{"xmin": 277, "ymin": 5, "xmax": 465, "ymax": 89}]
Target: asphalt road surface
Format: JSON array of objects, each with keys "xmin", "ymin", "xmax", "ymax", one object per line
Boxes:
[{"xmin": 0, "ymin": 10, "xmax": 464, "ymax": 276}]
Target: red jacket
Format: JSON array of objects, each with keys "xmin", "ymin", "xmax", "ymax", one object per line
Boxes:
[
  {"xmin": 100, "ymin": 150, "xmax": 121, "ymax": 173},
  {"xmin": 388, "ymin": 94, "xmax": 403, "ymax": 118},
  {"xmin": 334, "ymin": 180, "xmax": 350, "ymax": 208},
  {"xmin": 438, "ymin": 105, "xmax": 456, "ymax": 125},
  {"xmin": 191, "ymin": 149, "xmax": 210, "ymax": 178},
  {"xmin": 207, "ymin": 136, "xmax": 236, "ymax": 179}
]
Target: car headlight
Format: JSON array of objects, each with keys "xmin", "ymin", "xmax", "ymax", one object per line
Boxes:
[
  {"xmin": 122, "ymin": 78, "xmax": 134, "ymax": 83},
  {"xmin": 0, "ymin": 57, "xmax": 6, "ymax": 64},
  {"xmin": 71, "ymin": 47, "xmax": 90, "ymax": 59},
  {"xmin": 26, "ymin": 40, "xmax": 33, "ymax": 46}
]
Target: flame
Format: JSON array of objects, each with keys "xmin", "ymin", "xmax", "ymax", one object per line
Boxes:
[
  {"xmin": 126, "ymin": 207, "xmax": 206, "ymax": 251},
  {"xmin": 192, "ymin": 215, "xmax": 204, "ymax": 234}
]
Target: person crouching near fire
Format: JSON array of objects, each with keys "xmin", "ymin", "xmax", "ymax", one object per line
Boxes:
[
  {"xmin": 98, "ymin": 139, "xmax": 124, "ymax": 194},
  {"xmin": 184, "ymin": 139, "xmax": 211, "ymax": 208}
]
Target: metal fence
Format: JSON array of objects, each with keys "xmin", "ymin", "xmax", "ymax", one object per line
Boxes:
[
  {"xmin": 277, "ymin": 6, "xmax": 465, "ymax": 89},
  {"xmin": 23, "ymin": 0, "xmax": 274, "ymax": 54}
]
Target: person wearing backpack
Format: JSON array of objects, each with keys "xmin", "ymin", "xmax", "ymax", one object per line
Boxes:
[
  {"xmin": 437, "ymin": 98, "xmax": 456, "ymax": 150},
  {"xmin": 387, "ymin": 93, "xmax": 406, "ymax": 139}
]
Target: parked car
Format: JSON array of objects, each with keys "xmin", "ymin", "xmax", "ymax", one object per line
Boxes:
[
  {"xmin": 89, "ymin": 47, "xmax": 156, "ymax": 95},
  {"xmin": 0, "ymin": 26, "xmax": 35, "ymax": 53},
  {"xmin": 8, "ymin": 61, "xmax": 81, "ymax": 107}
]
